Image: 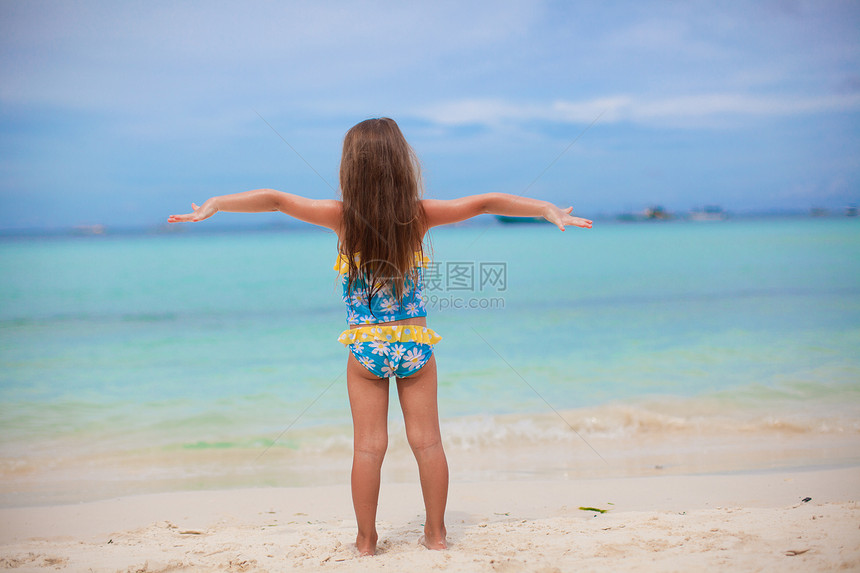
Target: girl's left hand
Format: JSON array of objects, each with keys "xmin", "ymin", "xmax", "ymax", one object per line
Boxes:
[
  {"xmin": 546, "ymin": 206, "xmax": 592, "ymax": 230},
  {"xmin": 167, "ymin": 200, "xmax": 218, "ymax": 223}
]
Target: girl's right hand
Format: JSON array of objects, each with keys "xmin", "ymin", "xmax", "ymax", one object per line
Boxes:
[
  {"xmin": 545, "ymin": 206, "xmax": 593, "ymax": 230},
  {"xmin": 167, "ymin": 200, "xmax": 218, "ymax": 223}
]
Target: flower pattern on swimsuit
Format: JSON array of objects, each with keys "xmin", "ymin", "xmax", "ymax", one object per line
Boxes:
[
  {"xmin": 378, "ymin": 297, "xmax": 397, "ymax": 314},
  {"xmin": 347, "ymin": 340, "xmax": 434, "ymax": 379},
  {"xmin": 369, "ymin": 340, "xmax": 388, "ymax": 356},
  {"xmin": 402, "ymin": 347, "xmax": 424, "ymax": 368},
  {"xmin": 389, "ymin": 343, "xmax": 407, "ymax": 361},
  {"xmin": 338, "ymin": 325, "xmax": 441, "ymax": 379},
  {"xmin": 335, "ymin": 253, "xmax": 429, "ymax": 325}
]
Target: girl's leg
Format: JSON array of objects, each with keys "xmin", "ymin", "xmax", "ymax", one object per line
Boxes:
[
  {"xmin": 396, "ymin": 355, "xmax": 449, "ymax": 550},
  {"xmin": 347, "ymin": 353, "xmax": 390, "ymax": 556}
]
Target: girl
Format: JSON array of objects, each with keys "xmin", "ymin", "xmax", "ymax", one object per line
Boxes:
[{"xmin": 168, "ymin": 117, "xmax": 592, "ymax": 556}]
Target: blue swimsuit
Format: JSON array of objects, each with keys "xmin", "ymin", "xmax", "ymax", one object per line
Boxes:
[{"xmin": 335, "ymin": 253, "xmax": 441, "ymax": 378}]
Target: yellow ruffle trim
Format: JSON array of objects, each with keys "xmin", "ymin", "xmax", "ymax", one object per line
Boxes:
[
  {"xmin": 334, "ymin": 252, "xmax": 429, "ymax": 275},
  {"xmin": 338, "ymin": 325, "xmax": 442, "ymax": 346}
]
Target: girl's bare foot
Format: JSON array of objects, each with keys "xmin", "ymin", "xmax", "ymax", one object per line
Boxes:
[
  {"xmin": 419, "ymin": 527, "xmax": 448, "ymax": 550},
  {"xmin": 355, "ymin": 532, "xmax": 378, "ymax": 556}
]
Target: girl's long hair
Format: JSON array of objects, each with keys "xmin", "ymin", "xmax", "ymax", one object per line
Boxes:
[{"xmin": 338, "ymin": 118, "xmax": 426, "ymax": 303}]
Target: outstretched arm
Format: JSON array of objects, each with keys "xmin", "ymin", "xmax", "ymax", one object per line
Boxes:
[
  {"xmin": 167, "ymin": 189, "xmax": 341, "ymax": 231},
  {"xmin": 422, "ymin": 193, "xmax": 592, "ymax": 231}
]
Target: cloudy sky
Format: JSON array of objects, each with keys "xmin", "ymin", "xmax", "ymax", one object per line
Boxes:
[{"xmin": 1, "ymin": 0, "xmax": 858, "ymax": 230}]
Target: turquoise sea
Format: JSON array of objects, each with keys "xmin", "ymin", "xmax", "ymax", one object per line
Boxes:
[{"xmin": 1, "ymin": 217, "xmax": 859, "ymax": 506}]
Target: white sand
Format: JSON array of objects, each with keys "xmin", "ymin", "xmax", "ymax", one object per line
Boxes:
[{"xmin": 1, "ymin": 467, "xmax": 858, "ymax": 572}]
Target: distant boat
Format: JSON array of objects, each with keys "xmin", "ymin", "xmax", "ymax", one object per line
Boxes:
[
  {"xmin": 689, "ymin": 206, "xmax": 727, "ymax": 221},
  {"xmin": 644, "ymin": 206, "xmax": 672, "ymax": 220},
  {"xmin": 845, "ymin": 205, "xmax": 857, "ymax": 217},
  {"xmin": 495, "ymin": 215, "xmax": 546, "ymax": 224},
  {"xmin": 617, "ymin": 206, "xmax": 672, "ymax": 222}
]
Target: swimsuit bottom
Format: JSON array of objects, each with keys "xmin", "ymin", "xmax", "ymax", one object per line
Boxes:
[{"xmin": 338, "ymin": 324, "xmax": 442, "ymax": 379}]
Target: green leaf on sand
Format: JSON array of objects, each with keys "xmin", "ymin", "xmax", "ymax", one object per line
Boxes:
[{"xmin": 579, "ymin": 506, "xmax": 608, "ymax": 513}]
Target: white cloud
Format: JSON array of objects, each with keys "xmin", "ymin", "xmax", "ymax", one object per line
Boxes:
[{"xmin": 411, "ymin": 92, "xmax": 860, "ymax": 129}]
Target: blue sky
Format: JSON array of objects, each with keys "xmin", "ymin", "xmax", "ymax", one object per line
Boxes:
[{"xmin": 1, "ymin": 0, "xmax": 859, "ymax": 230}]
